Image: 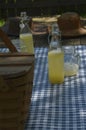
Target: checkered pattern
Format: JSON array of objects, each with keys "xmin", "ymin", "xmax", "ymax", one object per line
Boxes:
[
  {"xmin": 1, "ymin": 44, "xmax": 86, "ymax": 130},
  {"xmin": 25, "ymin": 45, "xmax": 86, "ymax": 130}
]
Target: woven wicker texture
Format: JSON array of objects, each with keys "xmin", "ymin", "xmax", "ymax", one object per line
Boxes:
[
  {"xmin": 0, "ymin": 29, "xmax": 34, "ymax": 130},
  {"xmin": 0, "ymin": 64, "xmax": 34, "ymax": 130}
]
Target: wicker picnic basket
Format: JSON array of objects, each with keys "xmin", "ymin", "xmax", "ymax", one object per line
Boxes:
[{"xmin": 0, "ymin": 28, "xmax": 34, "ymax": 130}]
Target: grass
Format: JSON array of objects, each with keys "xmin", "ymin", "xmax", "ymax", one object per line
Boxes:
[{"xmin": 0, "ymin": 19, "xmax": 5, "ymax": 27}]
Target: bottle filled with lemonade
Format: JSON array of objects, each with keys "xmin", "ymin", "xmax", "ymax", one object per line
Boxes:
[
  {"xmin": 20, "ymin": 33, "xmax": 34, "ymax": 54},
  {"xmin": 19, "ymin": 12, "xmax": 34, "ymax": 54},
  {"xmin": 48, "ymin": 49, "xmax": 64, "ymax": 84},
  {"xmin": 48, "ymin": 23, "xmax": 64, "ymax": 84}
]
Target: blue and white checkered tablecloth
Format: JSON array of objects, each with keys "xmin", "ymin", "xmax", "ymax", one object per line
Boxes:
[
  {"xmin": 1, "ymin": 45, "xmax": 86, "ymax": 130},
  {"xmin": 25, "ymin": 45, "xmax": 86, "ymax": 130}
]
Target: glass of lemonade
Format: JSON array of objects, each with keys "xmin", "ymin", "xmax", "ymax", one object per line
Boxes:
[{"xmin": 63, "ymin": 46, "xmax": 80, "ymax": 76}]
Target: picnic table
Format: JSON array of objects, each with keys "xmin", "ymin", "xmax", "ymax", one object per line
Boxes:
[{"xmin": 26, "ymin": 44, "xmax": 86, "ymax": 130}]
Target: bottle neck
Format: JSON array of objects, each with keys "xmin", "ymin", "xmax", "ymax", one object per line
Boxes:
[
  {"xmin": 50, "ymin": 34, "xmax": 62, "ymax": 50},
  {"xmin": 20, "ymin": 19, "xmax": 31, "ymax": 34},
  {"xmin": 49, "ymin": 23, "xmax": 62, "ymax": 50}
]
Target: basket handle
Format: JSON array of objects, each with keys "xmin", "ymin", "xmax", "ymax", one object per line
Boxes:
[{"xmin": 0, "ymin": 28, "xmax": 18, "ymax": 52}]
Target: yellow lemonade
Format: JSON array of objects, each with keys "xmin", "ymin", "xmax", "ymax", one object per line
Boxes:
[
  {"xmin": 48, "ymin": 50, "xmax": 64, "ymax": 84},
  {"xmin": 20, "ymin": 33, "xmax": 34, "ymax": 54},
  {"xmin": 64, "ymin": 62, "xmax": 79, "ymax": 76}
]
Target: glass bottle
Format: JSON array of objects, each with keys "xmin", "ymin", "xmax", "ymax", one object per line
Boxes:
[
  {"xmin": 19, "ymin": 12, "xmax": 34, "ymax": 54},
  {"xmin": 48, "ymin": 24, "xmax": 64, "ymax": 84}
]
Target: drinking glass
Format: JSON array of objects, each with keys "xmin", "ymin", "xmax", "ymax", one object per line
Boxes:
[{"xmin": 63, "ymin": 46, "xmax": 80, "ymax": 76}]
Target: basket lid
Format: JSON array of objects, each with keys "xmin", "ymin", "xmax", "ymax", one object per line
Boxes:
[{"xmin": 0, "ymin": 53, "xmax": 34, "ymax": 76}]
